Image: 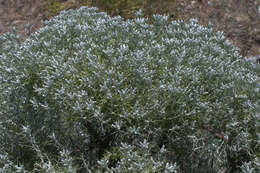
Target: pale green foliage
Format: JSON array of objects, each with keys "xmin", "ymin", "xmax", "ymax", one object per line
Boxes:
[
  {"xmin": 96, "ymin": 141, "xmax": 178, "ymax": 172},
  {"xmin": 0, "ymin": 6, "xmax": 259, "ymax": 172}
]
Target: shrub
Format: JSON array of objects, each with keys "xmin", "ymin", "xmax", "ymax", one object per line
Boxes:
[{"xmin": 0, "ymin": 6, "xmax": 259, "ymax": 172}]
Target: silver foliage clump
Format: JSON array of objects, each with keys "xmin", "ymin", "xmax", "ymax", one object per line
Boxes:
[{"xmin": 0, "ymin": 6, "xmax": 259, "ymax": 172}]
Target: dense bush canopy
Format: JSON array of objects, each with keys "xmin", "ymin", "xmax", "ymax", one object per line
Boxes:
[{"xmin": 0, "ymin": 6, "xmax": 259, "ymax": 172}]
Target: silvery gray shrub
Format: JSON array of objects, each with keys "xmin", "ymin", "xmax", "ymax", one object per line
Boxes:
[{"xmin": 0, "ymin": 6, "xmax": 259, "ymax": 172}]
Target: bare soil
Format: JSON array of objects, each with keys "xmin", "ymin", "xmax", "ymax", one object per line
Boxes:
[
  {"xmin": 176, "ymin": 0, "xmax": 260, "ymax": 57},
  {"xmin": 0, "ymin": 0, "xmax": 259, "ymax": 57},
  {"xmin": 0, "ymin": 0, "xmax": 47, "ymax": 39}
]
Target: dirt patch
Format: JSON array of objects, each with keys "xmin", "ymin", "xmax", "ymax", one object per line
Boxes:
[
  {"xmin": 0, "ymin": 0, "xmax": 48, "ymax": 39},
  {"xmin": 0, "ymin": 0, "xmax": 259, "ymax": 58},
  {"xmin": 175, "ymin": 0, "xmax": 260, "ymax": 57}
]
